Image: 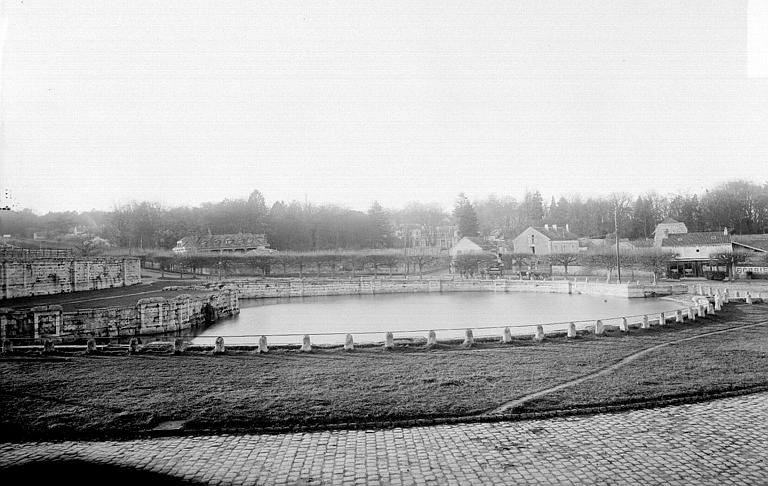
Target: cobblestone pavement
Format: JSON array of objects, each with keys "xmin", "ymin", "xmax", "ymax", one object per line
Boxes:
[{"xmin": 2, "ymin": 392, "xmax": 768, "ymax": 485}]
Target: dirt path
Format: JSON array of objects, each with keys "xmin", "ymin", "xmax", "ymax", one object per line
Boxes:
[{"xmin": 484, "ymin": 318, "xmax": 768, "ymax": 415}]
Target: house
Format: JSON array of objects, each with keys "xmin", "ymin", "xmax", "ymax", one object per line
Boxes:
[
  {"xmin": 653, "ymin": 218, "xmax": 688, "ymax": 247},
  {"xmin": 172, "ymin": 233, "xmax": 271, "ymax": 254},
  {"xmin": 511, "ymin": 224, "xmax": 579, "ymax": 255},
  {"xmin": 449, "ymin": 237, "xmax": 499, "ymax": 258},
  {"xmin": 662, "ymin": 230, "xmax": 733, "ymax": 278}
]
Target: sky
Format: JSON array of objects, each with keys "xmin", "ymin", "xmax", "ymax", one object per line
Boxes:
[{"xmin": 1, "ymin": 0, "xmax": 768, "ymax": 214}]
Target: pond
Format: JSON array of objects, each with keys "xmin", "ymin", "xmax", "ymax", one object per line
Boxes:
[{"xmin": 192, "ymin": 292, "xmax": 685, "ymax": 345}]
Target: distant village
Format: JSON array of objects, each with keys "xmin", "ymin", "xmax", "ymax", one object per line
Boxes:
[{"xmin": 2, "ymin": 182, "xmax": 768, "ymax": 280}]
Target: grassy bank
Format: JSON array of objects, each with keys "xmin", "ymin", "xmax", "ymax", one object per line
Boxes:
[{"xmin": 1, "ymin": 303, "xmax": 767, "ymax": 441}]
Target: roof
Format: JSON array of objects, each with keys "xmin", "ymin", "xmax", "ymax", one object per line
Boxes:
[
  {"xmin": 659, "ymin": 217, "xmax": 681, "ymax": 224},
  {"xmin": 465, "ymin": 237, "xmax": 498, "ymax": 251},
  {"xmin": 661, "ymin": 232, "xmax": 732, "ymax": 247},
  {"xmin": 732, "ymin": 237, "xmax": 768, "ymax": 252},
  {"xmin": 532, "ymin": 227, "xmax": 579, "ymax": 241}
]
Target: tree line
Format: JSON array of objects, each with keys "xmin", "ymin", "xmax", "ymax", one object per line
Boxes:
[{"xmin": 1, "ymin": 180, "xmax": 767, "ymax": 253}]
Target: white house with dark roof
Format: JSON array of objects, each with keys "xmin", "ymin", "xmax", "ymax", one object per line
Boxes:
[
  {"xmin": 511, "ymin": 225, "xmax": 579, "ymax": 255},
  {"xmin": 662, "ymin": 230, "xmax": 733, "ymax": 278},
  {"xmin": 449, "ymin": 237, "xmax": 499, "ymax": 258}
]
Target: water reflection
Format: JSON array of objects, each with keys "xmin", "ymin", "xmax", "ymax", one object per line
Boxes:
[{"xmin": 193, "ymin": 292, "xmax": 684, "ymax": 345}]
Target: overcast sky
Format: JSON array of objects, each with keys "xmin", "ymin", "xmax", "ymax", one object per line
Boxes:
[{"xmin": 2, "ymin": 0, "xmax": 768, "ymax": 214}]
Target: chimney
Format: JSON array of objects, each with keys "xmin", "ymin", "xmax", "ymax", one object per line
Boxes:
[
  {"xmin": 723, "ymin": 227, "xmax": 728, "ymax": 236},
  {"xmin": 544, "ymin": 224, "xmax": 549, "ymax": 231},
  {"xmin": 552, "ymin": 224, "xmax": 558, "ymax": 232}
]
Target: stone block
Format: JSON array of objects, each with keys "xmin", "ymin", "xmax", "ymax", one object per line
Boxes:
[
  {"xmin": 502, "ymin": 327, "xmax": 512, "ymax": 343},
  {"xmin": 567, "ymin": 322, "xmax": 577, "ymax": 338},
  {"xmin": 258, "ymin": 335, "xmax": 268, "ymax": 353},
  {"xmin": 214, "ymin": 336, "xmax": 225, "ymax": 354},
  {"xmin": 594, "ymin": 320, "xmax": 604, "ymax": 336},
  {"xmin": 344, "ymin": 334, "xmax": 354, "ymax": 351},
  {"xmin": 641, "ymin": 315, "xmax": 650, "ymax": 330},
  {"xmin": 301, "ymin": 334, "xmax": 312, "ymax": 352},
  {"xmin": 43, "ymin": 338, "xmax": 55, "ymax": 354},
  {"xmin": 384, "ymin": 332, "xmax": 395, "ymax": 350},
  {"xmin": 620, "ymin": 317, "xmax": 629, "ymax": 332},
  {"xmin": 426, "ymin": 330, "xmax": 437, "ymax": 347},
  {"xmin": 173, "ymin": 338, "xmax": 187, "ymax": 354},
  {"xmin": 462, "ymin": 329, "xmax": 474, "ymax": 348},
  {"xmin": 534, "ymin": 325, "xmax": 545, "ymax": 342}
]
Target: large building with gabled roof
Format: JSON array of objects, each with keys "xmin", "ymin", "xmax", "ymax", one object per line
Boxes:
[{"xmin": 511, "ymin": 224, "xmax": 580, "ymax": 255}]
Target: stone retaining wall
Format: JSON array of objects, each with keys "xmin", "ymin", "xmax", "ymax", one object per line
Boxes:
[
  {"xmin": 182, "ymin": 277, "xmax": 688, "ymax": 300},
  {"xmin": 0, "ymin": 258, "xmax": 142, "ymax": 299},
  {"xmin": 0, "ymin": 289, "xmax": 238, "ymax": 341}
]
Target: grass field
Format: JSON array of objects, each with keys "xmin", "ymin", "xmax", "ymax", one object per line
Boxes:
[{"xmin": 1, "ymin": 303, "xmax": 767, "ymax": 441}]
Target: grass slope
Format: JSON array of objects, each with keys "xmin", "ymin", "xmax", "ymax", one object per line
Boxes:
[{"xmin": 1, "ymin": 303, "xmax": 767, "ymax": 441}]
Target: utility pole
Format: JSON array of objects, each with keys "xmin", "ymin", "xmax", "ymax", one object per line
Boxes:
[{"xmin": 614, "ymin": 205, "xmax": 621, "ymax": 284}]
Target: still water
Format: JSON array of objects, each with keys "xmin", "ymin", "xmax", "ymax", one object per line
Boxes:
[{"xmin": 192, "ymin": 292, "xmax": 684, "ymax": 345}]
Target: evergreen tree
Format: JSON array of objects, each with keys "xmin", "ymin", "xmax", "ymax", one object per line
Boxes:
[
  {"xmin": 453, "ymin": 193, "xmax": 479, "ymax": 238},
  {"xmin": 367, "ymin": 201, "xmax": 391, "ymax": 249}
]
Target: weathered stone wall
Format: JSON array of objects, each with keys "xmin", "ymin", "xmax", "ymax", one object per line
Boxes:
[
  {"xmin": 0, "ymin": 289, "xmax": 238, "ymax": 341},
  {"xmin": 0, "ymin": 258, "xmax": 141, "ymax": 299},
  {"xmin": 191, "ymin": 277, "xmax": 688, "ymax": 300}
]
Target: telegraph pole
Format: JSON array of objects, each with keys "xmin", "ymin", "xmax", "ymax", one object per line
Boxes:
[{"xmin": 614, "ymin": 205, "xmax": 621, "ymax": 284}]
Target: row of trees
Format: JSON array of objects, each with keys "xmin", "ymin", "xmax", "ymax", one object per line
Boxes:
[
  {"xmin": 2, "ymin": 180, "xmax": 767, "ymax": 253},
  {"xmin": 145, "ymin": 250, "xmax": 447, "ymax": 279},
  {"xmin": 142, "ymin": 247, "xmax": 760, "ymax": 283},
  {"xmin": 459, "ymin": 180, "xmax": 768, "ymax": 240}
]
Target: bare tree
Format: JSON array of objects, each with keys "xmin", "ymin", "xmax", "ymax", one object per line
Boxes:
[{"xmin": 548, "ymin": 253, "xmax": 580, "ymax": 279}]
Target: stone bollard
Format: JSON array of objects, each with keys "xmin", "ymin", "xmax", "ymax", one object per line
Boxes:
[
  {"xmin": 707, "ymin": 302, "xmax": 715, "ymax": 315},
  {"xmin": 534, "ymin": 325, "xmax": 545, "ymax": 342},
  {"xmin": 427, "ymin": 330, "xmax": 437, "ymax": 348},
  {"xmin": 128, "ymin": 337, "xmax": 139, "ymax": 354},
  {"xmin": 658, "ymin": 313, "xmax": 665, "ymax": 326},
  {"xmin": 301, "ymin": 334, "xmax": 312, "ymax": 352},
  {"xmin": 689, "ymin": 307, "xmax": 696, "ymax": 321},
  {"xmin": 1, "ymin": 339, "xmax": 13, "ymax": 354},
  {"xmin": 675, "ymin": 310, "xmax": 683, "ymax": 323},
  {"xmin": 462, "ymin": 329, "xmax": 474, "ymax": 348},
  {"xmin": 173, "ymin": 338, "xmax": 187, "ymax": 354},
  {"xmin": 502, "ymin": 327, "xmax": 512, "ymax": 344},
  {"xmin": 384, "ymin": 332, "xmax": 395, "ymax": 350},
  {"xmin": 700, "ymin": 304, "xmax": 707, "ymax": 318},
  {"xmin": 620, "ymin": 317, "xmax": 629, "ymax": 332},
  {"xmin": 344, "ymin": 334, "xmax": 354, "ymax": 351},
  {"xmin": 697, "ymin": 284, "xmax": 703, "ymax": 295},
  {"xmin": 567, "ymin": 322, "xmax": 577, "ymax": 338},
  {"xmin": 723, "ymin": 289, "xmax": 730, "ymax": 304},
  {"xmin": 714, "ymin": 296, "xmax": 722, "ymax": 311},
  {"xmin": 214, "ymin": 336, "xmax": 225, "ymax": 354},
  {"xmin": 642, "ymin": 315, "xmax": 650, "ymax": 330},
  {"xmin": 86, "ymin": 339, "xmax": 98, "ymax": 354},
  {"xmin": 258, "ymin": 335, "xmax": 268, "ymax": 353},
  {"xmin": 594, "ymin": 320, "xmax": 604, "ymax": 336},
  {"xmin": 746, "ymin": 292, "xmax": 753, "ymax": 305},
  {"xmin": 43, "ymin": 339, "xmax": 55, "ymax": 354}
]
